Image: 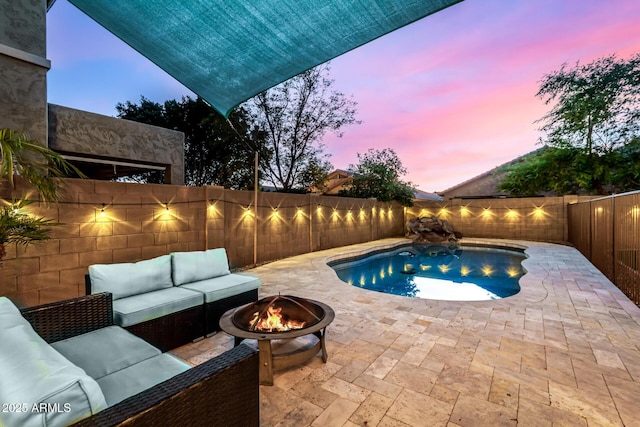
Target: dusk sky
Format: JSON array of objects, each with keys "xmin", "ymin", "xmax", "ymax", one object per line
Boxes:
[{"xmin": 46, "ymin": 0, "xmax": 640, "ymax": 192}]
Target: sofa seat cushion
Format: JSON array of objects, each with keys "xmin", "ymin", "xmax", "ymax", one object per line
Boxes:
[
  {"xmin": 89, "ymin": 254, "xmax": 173, "ymax": 300},
  {"xmin": 0, "ymin": 297, "xmax": 107, "ymax": 427},
  {"xmin": 97, "ymin": 353, "xmax": 191, "ymax": 407},
  {"xmin": 52, "ymin": 326, "xmax": 161, "ymax": 380},
  {"xmin": 172, "ymin": 248, "xmax": 231, "ymax": 286},
  {"xmin": 179, "ymin": 273, "xmax": 261, "ymax": 303},
  {"xmin": 113, "ymin": 287, "xmax": 204, "ymax": 327}
]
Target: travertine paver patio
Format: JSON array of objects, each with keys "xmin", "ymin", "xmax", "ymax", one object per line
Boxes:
[{"xmin": 172, "ymin": 238, "xmax": 640, "ymax": 426}]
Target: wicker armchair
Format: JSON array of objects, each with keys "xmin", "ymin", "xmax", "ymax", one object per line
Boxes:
[{"xmin": 20, "ymin": 293, "xmax": 260, "ymax": 427}]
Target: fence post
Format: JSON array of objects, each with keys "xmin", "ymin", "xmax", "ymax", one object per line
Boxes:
[{"xmin": 612, "ymin": 195, "xmax": 616, "ymax": 286}]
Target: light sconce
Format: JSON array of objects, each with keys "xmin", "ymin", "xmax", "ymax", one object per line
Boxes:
[
  {"xmin": 100, "ymin": 203, "xmax": 106, "ymax": 217},
  {"xmin": 164, "ymin": 203, "xmax": 170, "ymax": 214},
  {"xmin": 481, "ymin": 208, "xmax": 493, "ymax": 219},
  {"xmin": 208, "ymin": 200, "xmax": 216, "ymax": 212},
  {"xmin": 505, "ymin": 209, "xmax": 519, "ymax": 220}
]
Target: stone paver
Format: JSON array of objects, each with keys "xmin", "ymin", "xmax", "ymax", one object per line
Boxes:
[{"xmin": 172, "ymin": 238, "xmax": 640, "ymax": 426}]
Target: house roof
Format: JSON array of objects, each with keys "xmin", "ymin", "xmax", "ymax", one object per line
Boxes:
[
  {"xmin": 439, "ymin": 147, "xmax": 545, "ymax": 194},
  {"xmin": 64, "ymin": 0, "xmax": 462, "ymax": 117}
]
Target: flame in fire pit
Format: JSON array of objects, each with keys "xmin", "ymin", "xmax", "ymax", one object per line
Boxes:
[
  {"xmin": 249, "ymin": 306, "xmax": 307, "ymax": 332},
  {"xmin": 250, "ymin": 305, "xmax": 306, "ymax": 332}
]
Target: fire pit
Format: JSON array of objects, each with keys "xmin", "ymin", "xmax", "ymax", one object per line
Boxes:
[{"xmin": 219, "ymin": 295, "xmax": 335, "ymax": 385}]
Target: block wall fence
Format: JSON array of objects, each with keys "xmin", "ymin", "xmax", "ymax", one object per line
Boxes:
[
  {"xmin": 410, "ymin": 195, "xmax": 593, "ymax": 243},
  {"xmin": 1, "ymin": 178, "xmax": 592, "ymax": 308},
  {"xmin": 0, "ymin": 178, "xmax": 403, "ymax": 307}
]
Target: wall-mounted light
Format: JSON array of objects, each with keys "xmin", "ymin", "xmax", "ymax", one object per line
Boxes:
[
  {"xmin": 505, "ymin": 209, "xmax": 519, "ymax": 220},
  {"xmin": 100, "ymin": 203, "xmax": 106, "ymax": 217},
  {"xmin": 532, "ymin": 206, "xmax": 546, "ymax": 220},
  {"xmin": 460, "ymin": 206, "xmax": 470, "ymax": 217},
  {"xmin": 208, "ymin": 200, "xmax": 216, "ymax": 212},
  {"xmin": 272, "ymin": 208, "xmax": 279, "ymax": 218},
  {"xmin": 164, "ymin": 203, "xmax": 170, "ymax": 215}
]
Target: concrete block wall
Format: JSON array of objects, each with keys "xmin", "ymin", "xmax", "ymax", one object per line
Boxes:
[
  {"xmin": 0, "ymin": 179, "xmax": 405, "ymax": 307},
  {"xmin": 407, "ymin": 196, "xmax": 590, "ymax": 243}
]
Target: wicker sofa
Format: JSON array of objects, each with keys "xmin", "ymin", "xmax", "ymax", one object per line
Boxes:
[
  {"xmin": 0, "ymin": 292, "xmax": 259, "ymax": 427},
  {"xmin": 86, "ymin": 248, "xmax": 260, "ymax": 351}
]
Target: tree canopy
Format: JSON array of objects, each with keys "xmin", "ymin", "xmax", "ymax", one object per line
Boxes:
[
  {"xmin": 500, "ymin": 53, "xmax": 640, "ymax": 196},
  {"xmin": 116, "ymin": 96, "xmax": 263, "ymax": 188},
  {"xmin": 245, "ymin": 64, "xmax": 359, "ymax": 192},
  {"xmin": 339, "ymin": 148, "xmax": 415, "ymax": 206}
]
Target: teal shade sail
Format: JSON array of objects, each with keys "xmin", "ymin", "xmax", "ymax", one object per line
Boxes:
[{"xmin": 67, "ymin": 0, "xmax": 462, "ymax": 118}]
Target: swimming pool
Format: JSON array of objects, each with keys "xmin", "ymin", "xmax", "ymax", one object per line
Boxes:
[{"xmin": 329, "ymin": 243, "xmax": 527, "ymax": 301}]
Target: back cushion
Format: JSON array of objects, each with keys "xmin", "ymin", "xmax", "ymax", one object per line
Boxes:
[
  {"xmin": 0, "ymin": 297, "xmax": 107, "ymax": 427},
  {"xmin": 172, "ymin": 248, "xmax": 231, "ymax": 286},
  {"xmin": 89, "ymin": 255, "xmax": 173, "ymax": 300}
]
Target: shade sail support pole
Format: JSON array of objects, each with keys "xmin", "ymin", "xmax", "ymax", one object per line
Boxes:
[{"xmin": 254, "ymin": 151, "xmax": 258, "ymax": 267}]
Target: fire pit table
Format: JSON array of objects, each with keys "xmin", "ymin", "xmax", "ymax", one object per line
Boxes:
[{"xmin": 219, "ymin": 295, "xmax": 335, "ymax": 386}]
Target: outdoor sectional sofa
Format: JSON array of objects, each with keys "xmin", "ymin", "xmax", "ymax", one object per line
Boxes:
[
  {"xmin": 0, "ymin": 292, "xmax": 259, "ymax": 427},
  {"xmin": 85, "ymin": 248, "xmax": 260, "ymax": 351}
]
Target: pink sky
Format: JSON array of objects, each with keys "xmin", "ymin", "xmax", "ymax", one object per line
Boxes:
[{"xmin": 46, "ymin": 0, "xmax": 640, "ymax": 192}]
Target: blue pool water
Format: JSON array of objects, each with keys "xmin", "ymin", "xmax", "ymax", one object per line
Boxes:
[{"xmin": 329, "ymin": 244, "xmax": 527, "ymax": 301}]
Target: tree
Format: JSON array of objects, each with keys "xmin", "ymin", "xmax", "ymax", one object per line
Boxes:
[
  {"xmin": 245, "ymin": 64, "xmax": 359, "ymax": 192},
  {"xmin": 116, "ymin": 96, "xmax": 263, "ymax": 188},
  {"xmin": 0, "ymin": 128, "xmax": 82, "ymax": 202},
  {"xmin": 339, "ymin": 148, "xmax": 415, "ymax": 206},
  {"xmin": 533, "ymin": 53, "xmax": 640, "ymax": 194},
  {"xmin": 0, "ymin": 129, "xmax": 79, "ymax": 263},
  {"xmin": 498, "ymin": 147, "xmax": 582, "ymax": 196}
]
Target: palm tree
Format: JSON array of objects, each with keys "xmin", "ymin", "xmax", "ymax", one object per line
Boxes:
[
  {"xmin": 0, "ymin": 129, "xmax": 82, "ymax": 263},
  {"xmin": 0, "ymin": 128, "xmax": 81, "ymax": 202}
]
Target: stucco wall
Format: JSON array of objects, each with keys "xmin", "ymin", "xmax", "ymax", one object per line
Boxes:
[
  {"xmin": 0, "ymin": 0, "xmax": 48, "ymax": 143},
  {"xmin": 0, "ymin": 179, "xmax": 404, "ymax": 307},
  {"xmin": 48, "ymin": 104, "xmax": 185, "ymax": 185}
]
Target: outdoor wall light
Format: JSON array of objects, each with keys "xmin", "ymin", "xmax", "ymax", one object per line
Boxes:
[
  {"xmin": 208, "ymin": 200, "xmax": 216, "ymax": 212},
  {"xmin": 505, "ymin": 209, "xmax": 519, "ymax": 220},
  {"xmin": 272, "ymin": 208, "xmax": 279, "ymax": 218},
  {"xmin": 532, "ymin": 206, "xmax": 546, "ymax": 220},
  {"xmin": 297, "ymin": 208, "xmax": 304, "ymax": 216},
  {"xmin": 459, "ymin": 207, "xmax": 470, "ymax": 217},
  {"xmin": 481, "ymin": 208, "xmax": 493, "ymax": 219},
  {"xmin": 100, "ymin": 203, "xmax": 106, "ymax": 217}
]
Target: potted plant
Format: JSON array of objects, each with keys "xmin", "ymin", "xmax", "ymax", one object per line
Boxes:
[{"xmin": 0, "ymin": 129, "xmax": 82, "ymax": 264}]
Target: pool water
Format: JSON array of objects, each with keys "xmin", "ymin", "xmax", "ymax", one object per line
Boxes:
[{"xmin": 329, "ymin": 244, "xmax": 527, "ymax": 301}]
